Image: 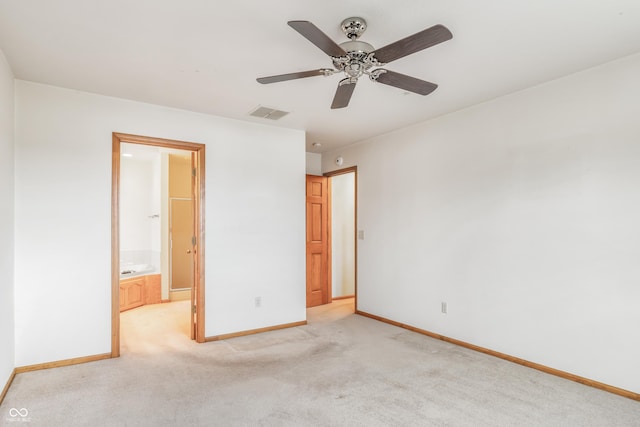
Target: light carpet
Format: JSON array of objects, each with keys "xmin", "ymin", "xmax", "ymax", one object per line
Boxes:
[{"xmin": 2, "ymin": 299, "xmax": 639, "ymax": 426}]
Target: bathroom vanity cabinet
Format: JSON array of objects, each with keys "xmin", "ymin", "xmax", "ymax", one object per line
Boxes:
[
  {"xmin": 144, "ymin": 274, "xmax": 161, "ymax": 304},
  {"xmin": 119, "ymin": 277, "xmax": 144, "ymax": 311},
  {"xmin": 119, "ymin": 274, "xmax": 162, "ymax": 312}
]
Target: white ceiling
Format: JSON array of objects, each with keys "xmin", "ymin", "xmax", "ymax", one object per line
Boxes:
[{"xmin": 1, "ymin": 1, "xmax": 639, "ymax": 153}]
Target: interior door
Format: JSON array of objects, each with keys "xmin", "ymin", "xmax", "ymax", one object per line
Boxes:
[{"xmin": 306, "ymin": 175, "xmax": 330, "ymax": 307}]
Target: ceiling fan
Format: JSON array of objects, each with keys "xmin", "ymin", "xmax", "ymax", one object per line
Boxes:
[{"xmin": 257, "ymin": 17, "xmax": 453, "ymax": 109}]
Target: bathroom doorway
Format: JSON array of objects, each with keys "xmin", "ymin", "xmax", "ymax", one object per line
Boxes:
[{"xmin": 111, "ymin": 133, "xmax": 205, "ymax": 357}]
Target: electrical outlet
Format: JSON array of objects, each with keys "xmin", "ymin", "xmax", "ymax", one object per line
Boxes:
[
  {"xmin": 441, "ymin": 302, "xmax": 447, "ymax": 314},
  {"xmin": 255, "ymin": 296, "xmax": 262, "ymax": 308}
]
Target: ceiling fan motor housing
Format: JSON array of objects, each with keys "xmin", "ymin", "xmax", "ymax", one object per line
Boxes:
[
  {"xmin": 339, "ymin": 40, "xmax": 374, "ymax": 55},
  {"xmin": 334, "ymin": 39, "xmax": 379, "ymax": 80}
]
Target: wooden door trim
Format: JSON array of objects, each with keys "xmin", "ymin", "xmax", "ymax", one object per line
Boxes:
[
  {"xmin": 111, "ymin": 132, "xmax": 206, "ymax": 358},
  {"xmin": 324, "ymin": 166, "xmax": 357, "ymax": 311},
  {"xmin": 324, "ymin": 166, "xmax": 357, "ymax": 177}
]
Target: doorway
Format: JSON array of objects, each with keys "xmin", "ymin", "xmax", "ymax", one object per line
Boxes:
[
  {"xmin": 111, "ymin": 133, "xmax": 206, "ymax": 357},
  {"xmin": 305, "ymin": 166, "xmax": 357, "ymax": 310},
  {"xmin": 328, "ymin": 170, "xmax": 356, "ymax": 300}
]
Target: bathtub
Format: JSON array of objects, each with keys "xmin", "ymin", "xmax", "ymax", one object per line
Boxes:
[{"xmin": 120, "ymin": 263, "xmax": 156, "ymax": 278}]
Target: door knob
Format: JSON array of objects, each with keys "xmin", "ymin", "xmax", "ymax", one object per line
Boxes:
[{"xmin": 187, "ymin": 250, "xmax": 192, "ymax": 254}]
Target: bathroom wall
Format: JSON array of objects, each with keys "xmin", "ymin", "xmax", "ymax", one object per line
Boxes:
[
  {"xmin": 0, "ymin": 48, "xmax": 15, "ymax": 393},
  {"xmin": 14, "ymin": 81, "xmax": 305, "ymax": 366},
  {"xmin": 120, "ymin": 148, "xmax": 161, "ymax": 270},
  {"xmin": 322, "ymin": 53, "xmax": 640, "ymax": 394}
]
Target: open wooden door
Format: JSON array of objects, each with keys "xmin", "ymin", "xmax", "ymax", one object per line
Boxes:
[{"xmin": 306, "ymin": 175, "xmax": 331, "ymax": 307}]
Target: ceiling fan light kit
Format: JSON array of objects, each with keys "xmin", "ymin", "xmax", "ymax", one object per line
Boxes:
[{"xmin": 257, "ymin": 17, "xmax": 453, "ymax": 109}]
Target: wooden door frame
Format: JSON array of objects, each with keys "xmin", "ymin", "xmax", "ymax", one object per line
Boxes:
[
  {"xmin": 111, "ymin": 132, "xmax": 206, "ymax": 358},
  {"xmin": 323, "ymin": 166, "xmax": 358, "ymax": 310}
]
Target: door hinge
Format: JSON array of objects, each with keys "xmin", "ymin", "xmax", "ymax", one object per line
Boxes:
[
  {"xmin": 192, "ymin": 305, "xmax": 197, "ymax": 314},
  {"xmin": 192, "ymin": 236, "xmax": 197, "ymax": 246},
  {"xmin": 192, "ymin": 167, "xmax": 196, "ymax": 177}
]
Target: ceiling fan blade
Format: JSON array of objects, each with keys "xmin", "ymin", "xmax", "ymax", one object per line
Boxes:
[
  {"xmin": 372, "ymin": 24, "xmax": 452, "ymax": 64},
  {"xmin": 331, "ymin": 79, "xmax": 356, "ymax": 109},
  {"xmin": 288, "ymin": 21, "xmax": 347, "ymax": 58},
  {"xmin": 373, "ymin": 70, "xmax": 438, "ymax": 95},
  {"xmin": 257, "ymin": 69, "xmax": 331, "ymax": 84}
]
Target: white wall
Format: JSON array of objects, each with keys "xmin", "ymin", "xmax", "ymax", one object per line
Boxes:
[
  {"xmin": 331, "ymin": 172, "xmax": 355, "ymax": 297},
  {"xmin": 306, "ymin": 152, "xmax": 322, "ymax": 175},
  {"xmin": 0, "ymin": 49, "xmax": 15, "ymax": 390},
  {"xmin": 150, "ymin": 152, "xmax": 161, "ymax": 255},
  {"xmin": 14, "ymin": 81, "xmax": 306, "ymax": 366},
  {"xmin": 120, "ymin": 154, "xmax": 157, "ymax": 257},
  {"xmin": 323, "ymin": 53, "xmax": 640, "ymax": 394}
]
